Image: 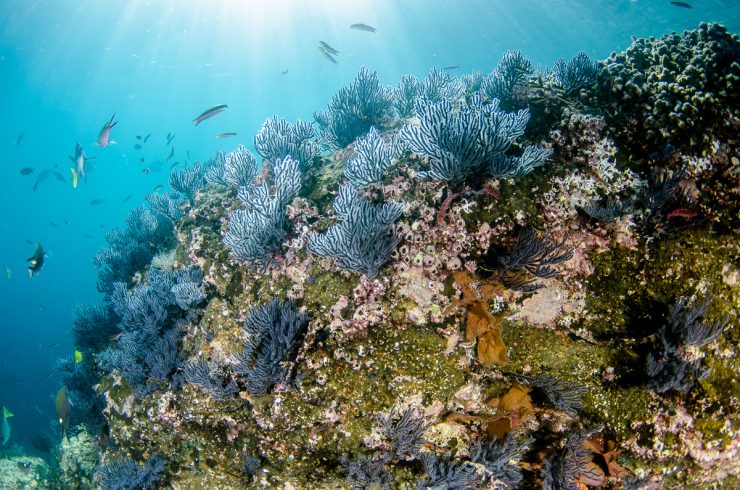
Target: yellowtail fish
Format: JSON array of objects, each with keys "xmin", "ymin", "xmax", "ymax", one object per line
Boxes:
[
  {"xmin": 1, "ymin": 406, "xmax": 13, "ymax": 446},
  {"xmin": 97, "ymin": 113, "xmax": 118, "ymax": 148},
  {"xmin": 27, "ymin": 243, "xmax": 45, "ymax": 278},
  {"xmin": 55, "ymin": 387, "xmax": 70, "ymax": 441},
  {"xmin": 74, "ymin": 350, "xmax": 83, "ymax": 364},
  {"xmin": 350, "ymin": 23, "xmax": 377, "ymax": 32},
  {"xmin": 216, "ymin": 132, "xmax": 237, "ymax": 139},
  {"xmin": 318, "ymin": 41, "xmax": 339, "ymax": 55},
  {"xmin": 193, "ymin": 104, "xmax": 228, "ymax": 126},
  {"xmin": 69, "ymin": 143, "xmax": 92, "ymax": 188}
]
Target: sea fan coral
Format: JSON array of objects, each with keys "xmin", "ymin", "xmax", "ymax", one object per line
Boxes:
[
  {"xmin": 307, "ymin": 184, "xmax": 404, "ymax": 278},
  {"xmin": 97, "ymin": 455, "xmax": 166, "ymax": 490},
  {"xmin": 344, "ymin": 127, "xmax": 402, "ymax": 187},
  {"xmin": 233, "ymin": 299, "xmax": 310, "ymax": 396},
  {"xmin": 255, "ymin": 115, "xmax": 321, "ymax": 170},
  {"xmin": 169, "ymin": 162, "xmax": 204, "ymax": 202},
  {"xmin": 401, "ymin": 94, "xmax": 548, "ymax": 183}
]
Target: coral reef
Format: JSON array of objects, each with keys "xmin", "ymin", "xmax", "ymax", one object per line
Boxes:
[
  {"xmin": 51, "ymin": 23, "xmax": 740, "ymax": 490},
  {"xmin": 598, "ymin": 22, "xmax": 740, "ymax": 155}
]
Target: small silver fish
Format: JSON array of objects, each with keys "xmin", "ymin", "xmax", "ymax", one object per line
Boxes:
[
  {"xmin": 350, "ymin": 23, "xmax": 377, "ymax": 32},
  {"xmin": 193, "ymin": 104, "xmax": 228, "ymax": 126}
]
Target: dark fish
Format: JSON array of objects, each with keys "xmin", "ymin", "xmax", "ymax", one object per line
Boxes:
[
  {"xmin": 350, "ymin": 23, "xmax": 377, "ymax": 32},
  {"xmin": 27, "ymin": 243, "xmax": 45, "ymax": 278},
  {"xmin": 134, "ymin": 143, "xmax": 142, "ymax": 150},
  {"xmin": 97, "ymin": 113, "xmax": 118, "ymax": 148},
  {"xmin": 670, "ymin": 1, "xmax": 692, "ymax": 7},
  {"xmin": 193, "ymin": 104, "xmax": 228, "ymax": 126},
  {"xmin": 24, "ymin": 239, "xmax": 33, "ymax": 245},
  {"xmin": 166, "ymin": 147, "xmax": 175, "ymax": 161},
  {"xmin": 48, "ymin": 342, "xmax": 60, "ymax": 349},
  {"xmin": 19, "ymin": 167, "xmax": 34, "ymax": 176},
  {"xmin": 216, "ymin": 132, "xmax": 237, "ymax": 138},
  {"xmin": 443, "ymin": 65, "xmax": 459, "ymax": 71},
  {"xmin": 136, "ymin": 135, "xmax": 142, "ymax": 140},
  {"xmin": 89, "ymin": 198, "xmax": 104, "ymax": 206},
  {"xmin": 152, "ymin": 184, "xmax": 163, "ymax": 192},
  {"xmin": 138, "ymin": 157, "xmax": 145, "ymax": 163},
  {"xmin": 122, "ymin": 194, "xmax": 133, "ymax": 203},
  {"xmin": 166, "ymin": 133, "xmax": 175, "ymax": 145},
  {"xmin": 83, "ymin": 234, "xmax": 94, "ymax": 239},
  {"xmin": 55, "ymin": 386, "xmax": 71, "ymax": 441},
  {"xmin": 142, "ymin": 167, "xmax": 151, "ymax": 174},
  {"xmin": 281, "ymin": 69, "xmax": 289, "ymax": 75},
  {"xmin": 319, "ymin": 50, "xmax": 338, "ymax": 64},
  {"xmin": 35, "ymin": 301, "xmax": 44, "ymax": 311},
  {"xmin": 33, "ymin": 169, "xmax": 61, "ymax": 191},
  {"xmin": 186, "ymin": 151, "xmax": 191, "ymax": 161},
  {"xmin": 143, "ymin": 134, "xmax": 151, "ymax": 143},
  {"xmin": 64, "ymin": 220, "xmax": 72, "ymax": 225},
  {"xmin": 48, "ymin": 221, "xmax": 58, "ymax": 228},
  {"xmin": 318, "ymin": 41, "xmax": 339, "ymax": 55},
  {"xmin": 15, "ymin": 132, "xmax": 25, "ymax": 146}
]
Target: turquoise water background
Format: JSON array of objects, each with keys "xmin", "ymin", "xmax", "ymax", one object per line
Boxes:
[{"xmin": 0, "ymin": 0, "xmax": 738, "ymax": 453}]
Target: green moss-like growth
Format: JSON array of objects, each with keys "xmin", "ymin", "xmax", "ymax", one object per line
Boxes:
[{"xmin": 598, "ymin": 22, "xmax": 740, "ymax": 156}]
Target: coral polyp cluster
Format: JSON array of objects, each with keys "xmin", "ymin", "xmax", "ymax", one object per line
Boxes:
[{"xmin": 45, "ymin": 23, "xmax": 739, "ymax": 489}]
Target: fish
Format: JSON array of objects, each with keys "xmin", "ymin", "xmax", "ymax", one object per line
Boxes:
[
  {"xmin": 134, "ymin": 143, "xmax": 142, "ymax": 150},
  {"xmin": 166, "ymin": 133, "xmax": 175, "ymax": 145},
  {"xmin": 318, "ymin": 41, "xmax": 339, "ymax": 55},
  {"xmin": 122, "ymin": 194, "xmax": 133, "ymax": 203},
  {"xmin": 49, "ymin": 221, "xmax": 58, "ymax": 228},
  {"xmin": 138, "ymin": 157, "xmax": 145, "ymax": 163},
  {"xmin": 74, "ymin": 350, "xmax": 83, "ymax": 364},
  {"xmin": 193, "ymin": 104, "xmax": 228, "ymax": 126},
  {"xmin": 670, "ymin": 1, "xmax": 692, "ymax": 7},
  {"xmin": 27, "ymin": 243, "xmax": 45, "ymax": 278},
  {"xmin": 443, "ymin": 65, "xmax": 459, "ymax": 71},
  {"xmin": 3, "ymin": 261, "xmax": 10, "ymax": 279},
  {"xmin": 143, "ymin": 134, "xmax": 151, "ymax": 143},
  {"xmin": 152, "ymin": 184, "xmax": 163, "ymax": 192},
  {"xmin": 216, "ymin": 132, "xmax": 237, "ymax": 138},
  {"xmin": 97, "ymin": 113, "xmax": 118, "ymax": 148},
  {"xmin": 186, "ymin": 151, "xmax": 191, "ymax": 161},
  {"xmin": 47, "ymin": 341, "xmax": 59, "ymax": 348},
  {"xmin": 64, "ymin": 220, "xmax": 72, "ymax": 225},
  {"xmin": 19, "ymin": 167, "xmax": 34, "ymax": 176},
  {"xmin": 69, "ymin": 143, "xmax": 92, "ymax": 188},
  {"xmin": 83, "ymin": 234, "xmax": 94, "ymax": 239},
  {"xmin": 136, "ymin": 135, "xmax": 142, "ymax": 140},
  {"xmin": 166, "ymin": 147, "xmax": 175, "ymax": 161},
  {"xmin": 15, "ymin": 132, "xmax": 25, "ymax": 146},
  {"xmin": 35, "ymin": 301, "xmax": 44, "ymax": 311},
  {"xmin": 33, "ymin": 169, "xmax": 65, "ymax": 191},
  {"xmin": 142, "ymin": 168, "xmax": 151, "ymax": 174},
  {"xmin": 24, "ymin": 239, "xmax": 33, "ymax": 245},
  {"xmin": 319, "ymin": 50, "xmax": 338, "ymax": 64},
  {"xmin": 1, "ymin": 406, "xmax": 13, "ymax": 446},
  {"xmin": 55, "ymin": 387, "xmax": 71, "ymax": 441},
  {"xmin": 281, "ymin": 69, "xmax": 289, "ymax": 75},
  {"xmin": 350, "ymin": 23, "xmax": 377, "ymax": 32},
  {"xmin": 89, "ymin": 198, "xmax": 104, "ymax": 206}
]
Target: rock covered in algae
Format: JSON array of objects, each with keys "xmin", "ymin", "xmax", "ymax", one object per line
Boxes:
[{"xmin": 0, "ymin": 456, "xmax": 50, "ymax": 489}]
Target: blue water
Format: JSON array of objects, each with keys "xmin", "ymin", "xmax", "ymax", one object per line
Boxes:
[{"xmin": 0, "ymin": 0, "xmax": 737, "ymax": 455}]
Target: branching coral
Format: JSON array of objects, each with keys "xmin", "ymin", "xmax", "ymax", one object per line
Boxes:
[
  {"xmin": 169, "ymin": 162, "xmax": 204, "ymax": 202},
  {"xmin": 315, "ymin": 67, "xmax": 393, "ymax": 149},
  {"xmin": 255, "ymin": 115, "xmax": 321, "ymax": 170},
  {"xmin": 343, "ymin": 454, "xmax": 394, "ymax": 489},
  {"xmin": 307, "ymin": 184, "xmax": 404, "ymax": 278},
  {"xmin": 233, "ymin": 299, "xmax": 310, "ymax": 396},
  {"xmin": 417, "ymin": 452, "xmax": 478, "ymax": 490},
  {"xmin": 471, "ymin": 435, "xmax": 532, "ymax": 488},
  {"xmin": 97, "ymin": 455, "xmax": 166, "ymax": 490},
  {"xmin": 401, "ymin": 94, "xmax": 549, "ymax": 183},
  {"xmin": 223, "ymin": 156, "xmax": 301, "ymax": 265},
  {"xmin": 646, "ymin": 297, "xmax": 728, "ymax": 393},
  {"xmin": 375, "ymin": 406, "xmax": 430, "ymax": 460},
  {"xmin": 344, "ymin": 127, "xmax": 402, "ymax": 187},
  {"xmin": 491, "ymin": 227, "xmax": 573, "ymax": 291},
  {"xmin": 552, "ymin": 52, "xmax": 599, "ymax": 95}
]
